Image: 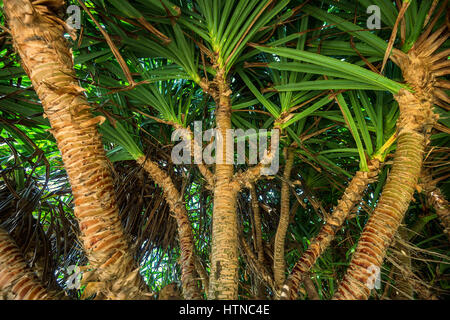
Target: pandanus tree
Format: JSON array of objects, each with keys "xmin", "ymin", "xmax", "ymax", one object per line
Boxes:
[
  {"xmin": 288, "ymin": 1, "xmax": 449, "ymax": 299},
  {"xmin": 0, "ymin": 0, "xmax": 448, "ymax": 300},
  {"xmin": 86, "ymin": 0, "xmax": 296, "ymax": 299},
  {"xmin": 2, "ymin": 0, "xmax": 149, "ymax": 299},
  {"xmin": 239, "ymin": 43, "xmax": 399, "ymax": 297}
]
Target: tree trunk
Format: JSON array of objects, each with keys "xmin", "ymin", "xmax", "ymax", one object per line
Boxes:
[
  {"xmin": 279, "ymin": 160, "xmax": 380, "ymax": 299},
  {"xmin": 4, "ymin": 0, "xmax": 147, "ymax": 299},
  {"xmin": 250, "ymin": 185, "xmax": 264, "ymax": 264},
  {"xmin": 427, "ymin": 188, "xmax": 450, "ymax": 241},
  {"xmin": 137, "ymin": 156, "xmax": 202, "ymax": 300},
  {"xmin": 273, "ymin": 148, "xmax": 295, "ymax": 288},
  {"xmin": 0, "ymin": 228, "xmax": 54, "ymax": 300},
  {"xmin": 334, "ymin": 127, "xmax": 424, "ymax": 299},
  {"xmin": 208, "ymin": 71, "xmax": 239, "ymax": 299},
  {"xmin": 238, "ymin": 233, "xmax": 275, "ymax": 293},
  {"xmin": 303, "ymin": 274, "xmax": 320, "ymax": 300},
  {"xmin": 334, "ymin": 41, "xmax": 441, "ymax": 300},
  {"xmin": 421, "ymin": 171, "xmax": 450, "ymax": 241}
]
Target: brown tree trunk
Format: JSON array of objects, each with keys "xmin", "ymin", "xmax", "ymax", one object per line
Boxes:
[
  {"xmin": 0, "ymin": 228, "xmax": 54, "ymax": 300},
  {"xmin": 250, "ymin": 185, "xmax": 264, "ymax": 264},
  {"xmin": 303, "ymin": 274, "xmax": 320, "ymax": 300},
  {"xmin": 137, "ymin": 157, "xmax": 202, "ymax": 299},
  {"xmin": 279, "ymin": 160, "xmax": 380, "ymax": 299},
  {"xmin": 421, "ymin": 171, "xmax": 450, "ymax": 240},
  {"xmin": 238, "ymin": 234, "xmax": 275, "ymax": 293},
  {"xmin": 273, "ymin": 148, "xmax": 295, "ymax": 288},
  {"xmin": 208, "ymin": 71, "xmax": 239, "ymax": 299},
  {"xmin": 334, "ymin": 116, "xmax": 426, "ymax": 299},
  {"xmin": 334, "ymin": 34, "xmax": 442, "ymax": 299},
  {"xmin": 4, "ymin": 0, "xmax": 148, "ymax": 299}
]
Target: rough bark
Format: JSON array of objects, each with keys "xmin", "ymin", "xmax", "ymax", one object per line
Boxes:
[
  {"xmin": 137, "ymin": 156, "xmax": 202, "ymax": 300},
  {"xmin": 176, "ymin": 125, "xmax": 214, "ymax": 188},
  {"xmin": 238, "ymin": 234, "xmax": 275, "ymax": 293},
  {"xmin": 334, "ymin": 47, "xmax": 439, "ymax": 299},
  {"xmin": 4, "ymin": 0, "xmax": 147, "ymax": 299},
  {"xmin": 279, "ymin": 160, "xmax": 380, "ymax": 299},
  {"xmin": 334, "ymin": 129, "xmax": 425, "ymax": 299},
  {"xmin": 208, "ymin": 71, "xmax": 239, "ymax": 299},
  {"xmin": 427, "ymin": 188, "xmax": 450, "ymax": 240},
  {"xmin": 232, "ymin": 146, "xmax": 279, "ymax": 190},
  {"xmin": 0, "ymin": 228, "xmax": 54, "ymax": 300},
  {"xmin": 303, "ymin": 274, "xmax": 320, "ymax": 300},
  {"xmin": 273, "ymin": 148, "xmax": 295, "ymax": 288},
  {"xmin": 250, "ymin": 185, "xmax": 264, "ymax": 264},
  {"xmin": 158, "ymin": 283, "xmax": 182, "ymax": 300},
  {"xmin": 194, "ymin": 256, "xmax": 209, "ymax": 297},
  {"xmin": 421, "ymin": 171, "xmax": 450, "ymax": 240}
]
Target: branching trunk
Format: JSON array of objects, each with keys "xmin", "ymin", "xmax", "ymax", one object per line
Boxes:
[
  {"xmin": 279, "ymin": 160, "xmax": 380, "ymax": 299},
  {"xmin": 4, "ymin": 0, "xmax": 147, "ymax": 299},
  {"xmin": 208, "ymin": 70, "xmax": 239, "ymax": 299},
  {"xmin": 137, "ymin": 156, "xmax": 202, "ymax": 300},
  {"xmin": 273, "ymin": 148, "xmax": 295, "ymax": 288},
  {"xmin": 334, "ymin": 24, "xmax": 444, "ymax": 298},
  {"xmin": 334, "ymin": 114, "xmax": 427, "ymax": 299},
  {"xmin": 0, "ymin": 228, "xmax": 53, "ymax": 300}
]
